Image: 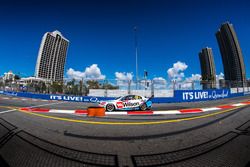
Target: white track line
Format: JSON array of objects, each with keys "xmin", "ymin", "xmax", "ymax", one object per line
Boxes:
[
  {"xmin": 1, "ymin": 101, "xmax": 66, "ymax": 115},
  {"xmin": 0, "ymin": 109, "xmax": 17, "ymax": 114},
  {"xmin": 28, "ymin": 101, "xmax": 66, "ymax": 108}
]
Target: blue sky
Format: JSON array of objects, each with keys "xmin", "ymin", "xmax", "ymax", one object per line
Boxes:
[{"xmin": 0, "ymin": 0, "xmax": 250, "ymax": 81}]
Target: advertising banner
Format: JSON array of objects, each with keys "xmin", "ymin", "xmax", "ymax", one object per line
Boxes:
[
  {"xmin": 0, "ymin": 89, "xmax": 248, "ymax": 103},
  {"xmin": 49, "ymin": 95, "xmax": 115, "ymax": 102},
  {"xmin": 174, "ymin": 89, "xmax": 231, "ymax": 102},
  {"xmin": 1, "ymin": 91, "xmax": 115, "ymax": 103}
]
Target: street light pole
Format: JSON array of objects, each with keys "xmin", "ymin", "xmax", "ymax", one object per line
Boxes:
[{"xmin": 134, "ymin": 26, "xmax": 139, "ymax": 90}]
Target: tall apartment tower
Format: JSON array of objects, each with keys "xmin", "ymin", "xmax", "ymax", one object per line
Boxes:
[
  {"xmin": 216, "ymin": 22, "xmax": 246, "ymax": 88},
  {"xmin": 35, "ymin": 30, "xmax": 69, "ymax": 82},
  {"xmin": 199, "ymin": 47, "xmax": 216, "ymax": 89}
]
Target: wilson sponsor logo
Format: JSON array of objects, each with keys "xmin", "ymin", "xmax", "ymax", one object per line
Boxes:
[{"xmin": 123, "ymin": 102, "xmax": 140, "ymax": 107}]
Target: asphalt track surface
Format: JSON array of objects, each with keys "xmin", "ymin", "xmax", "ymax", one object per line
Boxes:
[{"xmin": 0, "ymin": 94, "xmax": 250, "ymax": 166}]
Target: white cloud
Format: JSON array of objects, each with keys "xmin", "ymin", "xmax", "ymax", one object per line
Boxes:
[
  {"xmin": 66, "ymin": 64, "xmax": 106, "ymax": 80},
  {"xmin": 178, "ymin": 74, "xmax": 201, "ymax": 89},
  {"xmin": 66, "ymin": 68, "xmax": 85, "ymax": 80},
  {"xmin": 167, "ymin": 61, "xmax": 188, "ymax": 81},
  {"xmin": 84, "ymin": 64, "xmax": 106, "ymax": 80},
  {"xmin": 115, "ymin": 72, "xmax": 133, "ymax": 80},
  {"xmin": 114, "ymin": 72, "xmax": 134, "ymax": 89}
]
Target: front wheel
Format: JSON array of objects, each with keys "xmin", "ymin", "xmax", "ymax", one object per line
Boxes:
[
  {"xmin": 106, "ymin": 104, "xmax": 115, "ymax": 111},
  {"xmin": 140, "ymin": 103, "xmax": 147, "ymax": 111}
]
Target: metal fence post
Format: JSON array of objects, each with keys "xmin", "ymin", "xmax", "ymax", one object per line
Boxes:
[
  {"xmin": 104, "ymin": 80, "xmax": 108, "ymax": 97},
  {"xmin": 172, "ymin": 80, "xmax": 176, "ymax": 90},
  {"xmin": 128, "ymin": 80, "xmax": 131, "ymax": 95},
  {"xmin": 151, "ymin": 79, "xmax": 154, "ymax": 97}
]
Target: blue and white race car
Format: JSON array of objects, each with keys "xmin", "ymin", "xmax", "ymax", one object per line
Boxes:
[{"xmin": 98, "ymin": 95, "xmax": 152, "ymax": 111}]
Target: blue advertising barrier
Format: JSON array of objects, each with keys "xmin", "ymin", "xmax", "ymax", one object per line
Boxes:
[
  {"xmin": 173, "ymin": 89, "xmax": 246, "ymax": 103},
  {"xmin": 174, "ymin": 89, "xmax": 230, "ymax": 102},
  {"xmin": 0, "ymin": 91, "xmax": 115, "ymax": 103},
  {"xmin": 0, "ymin": 89, "xmax": 247, "ymax": 103},
  {"xmin": 151, "ymin": 89, "xmax": 243, "ymax": 103}
]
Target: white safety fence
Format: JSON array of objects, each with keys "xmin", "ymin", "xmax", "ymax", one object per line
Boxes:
[{"xmin": 88, "ymin": 89, "xmax": 174, "ymax": 97}]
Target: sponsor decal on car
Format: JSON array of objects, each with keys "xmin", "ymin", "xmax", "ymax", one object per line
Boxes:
[
  {"xmin": 116, "ymin": 101, "xmax": 124, "ymax": 108},
  {"xmin": 123, "ymin": 102, "xmax": 140, "ymax": 107},
  {"xmin": 100, "ymin": 102, "xmax": 107, "ymax": 105}
]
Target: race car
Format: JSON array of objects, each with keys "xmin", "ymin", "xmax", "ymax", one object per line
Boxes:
[{"xmin": 98, "ymin": 95, "xmax": 152, "ymax": 111}]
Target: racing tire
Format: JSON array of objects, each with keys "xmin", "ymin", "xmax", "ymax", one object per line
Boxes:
[
  {"xmin": 140, "ymin": 103, "xmax": 147, "ymax": 111},
  {"xmin": 106, "ymin": 104, "xmax": 115, "ymax": 112}
]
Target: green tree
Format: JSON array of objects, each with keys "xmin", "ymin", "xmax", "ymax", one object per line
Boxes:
[
  {"xmin": 51, "ymin": 82, "xmax": 63, "ymax": 94},
  {"xmin": 87, "ymin": 80, "xmax": 100, "ymax": 89},
  {"xmin": 65, "ymin": 79, "xmax": 76, "ymax": 94},
  {"xmin": 41, "ymin": 82, "xmax": 47, "ymax": 93},
  {"xmin": 14, "ymin": 75, "xmax": 21, "ymax": 80},
  {"xmin": 102, "ymin": 83, "xmax": 119, "ymax": 90}
]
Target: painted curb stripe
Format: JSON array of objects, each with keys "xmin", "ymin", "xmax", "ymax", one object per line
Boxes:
[
  {"xmin": 49, "ymin": 109, "xmax": 78, "ymax": 114},
  {"xmin": 201, "ymin": 107, "xmax": 221, "ymax": 112},
  {"xmin": 179, "ymin": 109, "xmax": 203, "ymax": 113},
  {"xmin": 20, "ymin": 108, "xmax": 50, "ymax": 112},
  {"xmin": 18, "ymin": 107, "xmax": 243, "ymax": 125},
  {"xmin": 31, "ymin": 108, "xmax": 50, "ymax": 112},
  {"xmin": 153, "ymin": 110, "xmax": 181, "ymax": 114},
  {"xmin": 106, "ymin": 112, "xmax": 128, "ymax": 115},
  {"xmin": 231, "ymin": 103, "xmax": 247, "ymax": 107},
  {"xmin": 2, "ymin": 97, "xmax": 9, "ymax": 99},
  {"xmin": 75, "ymin": 110, "xmax": 88, "ymax": 114},
  {"xmin": 127, "ymin": 111, "xmax": 154, "ymax": 115},
  {"xmin": 19, "ymin": 102, "xmax": 250, "ymax": 115},
  {"xmin": 217, "ymin": 105, "xmax": 235, "ymax": 109}
]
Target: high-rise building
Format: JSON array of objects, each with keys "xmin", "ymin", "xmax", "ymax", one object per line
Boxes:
[
  {"xmin": 35, "ymin": 30, "xmax": 69, "ymax": 82},
  {"xmin": 199, "ymin": 47, "xmax": 216, "ymax": 89},
  {"xmin": 216, "ymin": 22, "xmax": 246, "ymax": 88}
]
